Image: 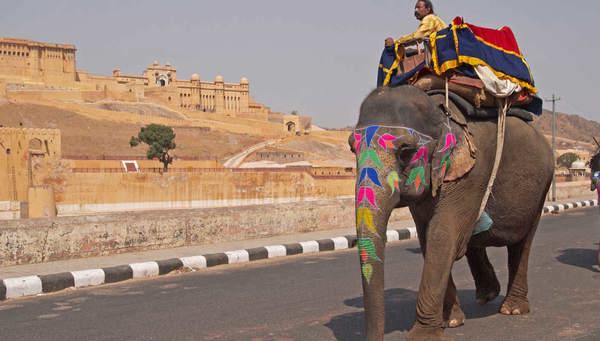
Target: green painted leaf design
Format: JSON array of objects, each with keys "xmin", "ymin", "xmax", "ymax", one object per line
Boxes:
[
  {"xmin": 440, "ymin": 152, "xmax": 451, "ymax": 166},
  {"xmin": 387, "ymin": 171, "xmax": 400, "ymax": 194},
  {"xmin": 362, "ymin": 263, "xmax": 373, "ymax": 283},
  {"xmin": 358, "ymin": 149, "xmax": 384, "ymax": 169},
  {"xmin": 405, "ymin": 166, "xmax": 425, "ymax": 185},
  {"xmin": 358, "ymin": 238, "xmax": 382, "ymax": 262}
]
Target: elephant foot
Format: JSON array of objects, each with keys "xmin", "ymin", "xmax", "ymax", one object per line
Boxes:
[
  {"xmin": 407, "ymin": 323, "xmax": 450, "ymax": 341},
  {"xmin": 443, "ymin": 303, "xmax": 465, "ymax": 328},
  {"xmin": 499, "ymin": 297, "xmax": 530, "ymax": 315},
  {"xmin": 475, "ymin": 278, "xmax": 500, "ymax": 305}
]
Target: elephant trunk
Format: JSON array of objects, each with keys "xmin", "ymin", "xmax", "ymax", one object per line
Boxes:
[{"xmin": 356, "ymin": 195, "xmax": 394, "ymax": 340}]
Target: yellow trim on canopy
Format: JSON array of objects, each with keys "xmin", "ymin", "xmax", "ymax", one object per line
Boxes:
[
  {"xmin": 457, "ymin": 55, "xmax": 538, "ymax": 93},
  {"xmin": 383, "ymin": 43, "xmax": 403, "ymax": 86},
  {"xmin": 453, "ymin": 23, "xmax": 524, "ymax": 58},
  {"xmin": 429, "ymin": 23, "xmax": 536, "ymax": 93}
]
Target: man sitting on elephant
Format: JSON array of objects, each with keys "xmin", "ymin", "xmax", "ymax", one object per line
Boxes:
[{"xmin": 384, "ymin": 0, "xmax": 447, "ymax": 47}]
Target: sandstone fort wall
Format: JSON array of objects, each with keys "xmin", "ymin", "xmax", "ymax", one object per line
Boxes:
[{"xmin": 32, "ymin": 168, "xmax": 355, "ymax": 215}]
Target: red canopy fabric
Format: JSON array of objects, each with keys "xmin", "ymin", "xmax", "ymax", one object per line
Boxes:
[{"xmin": 452, "ymin": 17, "xmax": 522, "ymax": 55}]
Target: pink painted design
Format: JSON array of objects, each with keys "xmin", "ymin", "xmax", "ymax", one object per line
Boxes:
[
  {"xmin": 357, "ymin": 186, "xmax": 378, "ymax": 209},
  {"xmin": 410, "ymin": 146, "xmax": 429, "ymax": 165},
  {"xmin": 439, "ymin": 133, "xmax": 457, "ymax": 153},
  {"xmin": 354, "ymin": 132, "xmax": 362, "ymax": 153},
  {"xmin": 377, "ymin": 133, "xmax": 398, "ymax": 151}
]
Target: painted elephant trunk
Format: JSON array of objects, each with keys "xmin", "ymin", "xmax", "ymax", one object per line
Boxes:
[
  {"xmin": 357, "ymin": 204, "xmax": 393, "ymax": 341},
  {"xmin": 352, "ymin": 126, "xmax": 410, "ymax": 340}
]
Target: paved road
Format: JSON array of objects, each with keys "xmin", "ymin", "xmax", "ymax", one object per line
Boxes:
[{"xmin": 1, "ymin": 209, "xmax": 599, "ymax": 341}]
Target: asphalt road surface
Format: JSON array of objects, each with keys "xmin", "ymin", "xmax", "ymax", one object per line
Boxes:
[{"xmin": 1, "ymin": 208, "xmax": 599, "ymax": 341}]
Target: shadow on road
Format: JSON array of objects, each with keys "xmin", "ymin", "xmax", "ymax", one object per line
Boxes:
[
  {"xmin": 556, "ymin": 248, "xmax": 600, "ymax": 273},
  {"xmin": 324, "ymin": 288, "xmax": 502, "ymax": 340}
]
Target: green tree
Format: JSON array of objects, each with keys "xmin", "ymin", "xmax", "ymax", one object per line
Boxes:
[
  {"xmin": 556, "ymin": 152, "xmax": 579, "ymax": 168},
  {"xmin": 290, "ymin": 110, "xmax": 299, "ymax": 116},
  {"xmin": 130, "ymin": 124, "xmax": 176, "ymax": 172}
]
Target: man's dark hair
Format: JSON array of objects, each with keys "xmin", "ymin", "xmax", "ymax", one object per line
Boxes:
[{"xmin": 418, "ymin": 0, "xmax": 434, "ymax": 14}]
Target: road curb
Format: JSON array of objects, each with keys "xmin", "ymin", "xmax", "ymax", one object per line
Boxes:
[
  {"xmin": 1, "ymin": 199, "xmax": 597, "ymax": 301},
  {"xmin": 543, "ymin": 199, "xmax": 598, "ymax": 214}
]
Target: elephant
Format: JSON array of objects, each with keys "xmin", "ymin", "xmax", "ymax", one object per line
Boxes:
[
  {"xmin": 589, "ymin": 149, "xmax": 600, "ymax": 267},
  {"xmin": 349, "ymin": 85, "xmax": 553, "ymax": 341}
]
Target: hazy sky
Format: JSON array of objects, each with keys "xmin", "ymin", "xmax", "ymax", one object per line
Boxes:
[{"xmin": 0, "ymin": 1, "xmax": 598, "ymax": 127}]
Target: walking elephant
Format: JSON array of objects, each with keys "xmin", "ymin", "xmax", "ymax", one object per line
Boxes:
[
  {"xmin": 349, "ymin": 86, "xmax": 553, "ymax": 341},
  {"xmin": 589, "ymin": 148, "xmax": 600, "ymax": 267}
]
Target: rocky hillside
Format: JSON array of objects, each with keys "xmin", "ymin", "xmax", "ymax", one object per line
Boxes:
[{"xmin": 532, "ymin": 110, "xmax": 600, "ymax": 150}]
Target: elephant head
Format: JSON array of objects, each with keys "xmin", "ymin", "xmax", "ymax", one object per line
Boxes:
[{"xmin": 348, "ymin": 86, "xmax": 475, "ymax": 340}]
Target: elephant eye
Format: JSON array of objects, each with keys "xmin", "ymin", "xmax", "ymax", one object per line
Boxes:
[{"xmin": 397, "ymin": 146, "xmax": 417, "ymax": 164}]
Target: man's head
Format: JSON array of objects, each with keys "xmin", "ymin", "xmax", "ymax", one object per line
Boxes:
[{"xmin": 414, "ymin": 0, "xmax": 434, "ymax": 20}]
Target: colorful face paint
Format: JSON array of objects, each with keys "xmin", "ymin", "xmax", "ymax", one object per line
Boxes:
[
  {"xmin": 377, "ymin": 133, "xmax": 398, "ymax": 151},
  {"xmin": 358, "ymin": 237, "xmax": 382, "ymax": 283},
  {"xmin": 353, "ymin": 132, "xmax": 362, "ymax": 153},
  {"xmin": 357, "ymin": 187, "xmax": 379, "ymax": 209},
  {"xmin": 354, "ymin": 125, "xmax": 435, "ymax": 284},
  {"xmin": 439, "ymin": 132, "xmax": 457, "ymax": 153},
  {"xmin": 406, "ymin": 166, "xmax": 425, "ymax": 192},
  {"xmin": 358, "ymin": 168, "xmax": 382, "ymax": 187},
  {"xmin": 358, "ymin": 149, "xmax": 384, "ymax": 169},
  {"xmin": 387, "ymin": 171, "xmax": 400, "ymax": 194},
  {"xmin": 410, "ymin": 145, "xmax": 429, "ymax": 165}
]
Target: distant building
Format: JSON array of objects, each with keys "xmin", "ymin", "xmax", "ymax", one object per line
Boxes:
[{"xmin": 0, "ymin": 37, "xmax": 271, "ymax": 118}]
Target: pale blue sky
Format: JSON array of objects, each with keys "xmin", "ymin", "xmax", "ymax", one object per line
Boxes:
[{"xmin": 0, "ymin": 1, "xmax": 598, "ymax": 127}]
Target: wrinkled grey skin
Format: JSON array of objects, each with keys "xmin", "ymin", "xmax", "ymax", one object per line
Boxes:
[{"xmin": 349, "ymin": 86, "xmax": 553, "ymax": 341}]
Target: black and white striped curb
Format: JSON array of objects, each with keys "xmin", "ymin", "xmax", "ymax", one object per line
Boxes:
[
  {"xmin": 542, "ymin": 199, "xmax": 598, "ymax": 214},
  {"xmin": 0, "ymin": 228, "xmax": 417, "ymax": 301},
  {"xmin": 1, "ymin": 198, "xmax": 597, "ymax": 301}
]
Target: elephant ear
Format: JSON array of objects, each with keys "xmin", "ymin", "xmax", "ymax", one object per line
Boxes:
[
  {"xmin": 348, "ymin": 131, "xmax": 358, "ymax": 154},
  {"xmin": 430, "ymin": 109, "xmax": 476, "ymax": 197}
]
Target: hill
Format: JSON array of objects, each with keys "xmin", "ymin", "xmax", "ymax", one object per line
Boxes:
[
  {"xmin": 0, "ymin": 102, "xmax": 266, "ymax": 160},
  {"xmin": 531, "ymin": 110, "xmax": 600, "ymax": 151}
]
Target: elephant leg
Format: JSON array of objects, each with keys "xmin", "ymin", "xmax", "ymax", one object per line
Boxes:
[
  {"xmin": 500, "ymin": 216, "xmax": 540, "ymax": 315},
  {"xmin": 443, "ymin": 274, "xmax": 465, "ymax": 328},
  {"xmin": 466, "ymin": 246, "xmax": 500, "ymax": 305},
  {"xmin": 407, "ymin": 221, "xmax": 465, "ymax": 341},
  {"xmin": 411, "ymin": 208, "xmax": 464, "ymax": 329},
  {"xmin": 411, "ymin": 203, "xmax": 465, "ymax": 328}
]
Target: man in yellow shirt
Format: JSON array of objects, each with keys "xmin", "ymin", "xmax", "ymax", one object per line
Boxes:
[{"xmin": 385, "ymin": 0, "xmax": 447, "ymax": 46}]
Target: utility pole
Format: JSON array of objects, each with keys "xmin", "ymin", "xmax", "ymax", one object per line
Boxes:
[{"xmin": 545, "ymin": 94, "xmax": 561, "ymax": 202}]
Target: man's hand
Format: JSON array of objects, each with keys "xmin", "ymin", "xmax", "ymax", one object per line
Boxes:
[{"xmin": 384, "ymin": 37, "xmax": 394, "ymax": 47}]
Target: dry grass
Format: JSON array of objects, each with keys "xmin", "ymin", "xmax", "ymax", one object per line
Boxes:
[{"xmin": 0, "ymin": 102, "xmax": 265, "ymax": 160}]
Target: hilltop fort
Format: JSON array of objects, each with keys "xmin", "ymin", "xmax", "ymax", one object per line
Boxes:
[{"xmin": 0, "ymin": 37, "xmax": 310, "ymax": 133}]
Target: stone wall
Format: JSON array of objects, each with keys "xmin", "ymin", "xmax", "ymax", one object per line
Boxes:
[
  {"xmin": 33, "ymin": 168, "xmax": 356, "ymax": 215},
  {"xmin": 0, "ymin": 198, "xmax": 411, "ymax": 266},
  {"xmin": 549, "ymin": 181, "xmax": 592, "ymax": 200},
  {"xmin": 0, "ymin": 181, "xmax": 594, "ymax": 266}
]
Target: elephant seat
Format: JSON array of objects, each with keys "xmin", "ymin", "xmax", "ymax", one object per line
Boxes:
[{"xmin": 426, "ymin": 89, "xmax": 535, "ymax": 122}]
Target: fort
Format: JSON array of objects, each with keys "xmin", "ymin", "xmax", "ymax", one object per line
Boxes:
[
  {"xmin": 0, "ymin": 37, "xmax": 349, "ymax": 221},
  {"xmin": 0, "ymin": 37, "xmax": 281, "ymax": 119}
]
